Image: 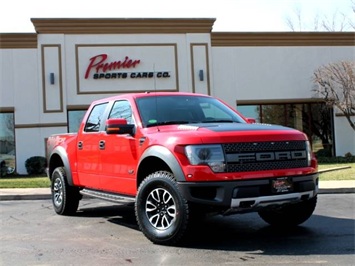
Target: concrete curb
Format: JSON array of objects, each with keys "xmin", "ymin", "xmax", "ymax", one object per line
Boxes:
[
  {"xmin": 318, "ymin": 187, "xmax": 355, "ymax": 194},
  {"xmin": 0, "ymin": 182, "xmax": 354, "ymax": 201},
  {"xmin": 0, "ymin": 194, "xmax": 51, "ymax": 201}
]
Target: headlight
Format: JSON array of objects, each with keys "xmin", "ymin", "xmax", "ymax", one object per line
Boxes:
[
  {"xmin": 306, "ymin": 140, "xmax": 312, "ymax": 166},
  {"xmin": 185, "ymin": 145, "xmax": 226, "ymax": 172}
]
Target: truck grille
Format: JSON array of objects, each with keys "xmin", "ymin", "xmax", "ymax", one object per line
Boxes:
[{"xmin": 222, "ymin": 141, "xmax": 309, "ymax": 172}]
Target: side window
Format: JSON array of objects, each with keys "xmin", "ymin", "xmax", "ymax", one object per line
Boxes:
[
  {"xmin": 84, "ymin": 103, "xmax": 108, "ymax": 132},
  {"xmin": 109, "ymin": 100, "xmax": 134, "ymax": 124}
]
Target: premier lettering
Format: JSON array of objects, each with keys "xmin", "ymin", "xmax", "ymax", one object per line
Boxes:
[{"xmin": 85, "ymin": 54, "xmax": 141, "ymax": 79}]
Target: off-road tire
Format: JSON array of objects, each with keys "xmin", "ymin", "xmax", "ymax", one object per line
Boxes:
[
  {"xmin": 258, "ymin": 196, "xmax": 317, "ymax": 227},
  {"xmin": 51, "ymin": 167, "xmax": 80, "ymax": 215},
  {"xmin": 135, "ymin": 171, "xmax": 189, "ymax": 245}
]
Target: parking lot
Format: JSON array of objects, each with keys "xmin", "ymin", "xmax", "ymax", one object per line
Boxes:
[{"xmin": 1, "ymin": 193, "xmax": 354, "ymax": 265}]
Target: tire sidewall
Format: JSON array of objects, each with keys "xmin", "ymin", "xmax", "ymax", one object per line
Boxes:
[
  {"xmin": 51, "ymin": 167, "xmax": 67, "ymax": 214},
  {"xmin": 136, "ymin": 172, "xmax": 188, "ymax": 244}
]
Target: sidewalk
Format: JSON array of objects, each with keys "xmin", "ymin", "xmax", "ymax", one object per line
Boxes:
[{"xmin": 0, "ymin": 180, "xmax": 354, "ymax": 201}]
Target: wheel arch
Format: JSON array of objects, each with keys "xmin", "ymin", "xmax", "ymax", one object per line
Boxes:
[
  {"xmin": 137, "ymin": 145, "xmax": 185, "ymax": 189},
  {"xmin": 48, "ymin": 146, "xmax": 73, "ymax": 185}
]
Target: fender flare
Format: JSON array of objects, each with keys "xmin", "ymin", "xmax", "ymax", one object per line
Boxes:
[
  {"xmin": 138, "ymin": 145, "xmax": 185, "ymax": 182},
  {"xmin": 49, "ymin": 146, "xmax": 74, "ymax": 186}
]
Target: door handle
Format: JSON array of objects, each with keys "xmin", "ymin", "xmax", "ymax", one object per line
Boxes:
[
  {"xmin": 78, "ymin": 141, "xmax": 83, "ymax": 150},
  {"xmin": 99, "ymin": 140, "xmax": 105, "ymax": 150}
]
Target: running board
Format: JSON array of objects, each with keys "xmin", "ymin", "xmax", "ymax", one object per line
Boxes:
[{"xmin": 80, "ymin": 188, "xmax": 135, "ymax": 204}]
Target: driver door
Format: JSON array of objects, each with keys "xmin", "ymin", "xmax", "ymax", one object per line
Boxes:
[{"xmin": 100, "ymin": 100, "xmax": 138, "ymax": 195}]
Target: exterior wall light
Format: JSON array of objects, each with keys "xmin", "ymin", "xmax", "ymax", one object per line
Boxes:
[
  {"xmin": 50, "ymin": 73, "xmax": 55, "ymax": 85},
  {"xmin": 199, "ymin": 70, "xmax": 204, "ymax": 81}
]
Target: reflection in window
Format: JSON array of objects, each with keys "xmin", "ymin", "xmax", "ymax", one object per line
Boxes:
[
  {"xmin": 68, "ymin": 110, "xmax": 86, "ymax": 133},
  {"xmin": 84, "ymin": 103, "xmax": 108, "ymax": 132},
  {"xmin": 109, "ymin": 100, "xmax": 134, "ymax": 124},
  {"xmin": 0, "ymin": 113, "xmax": 15, "ymax": 174},
  {"xmin": 200, "ymin": 102, "xmax": 232, "ymax": 120}
]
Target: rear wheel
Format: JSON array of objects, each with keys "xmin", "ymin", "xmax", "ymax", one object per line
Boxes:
[
  {"xmin": 51, "ymin": 167, "xmax": 80, "ymax": 215},
  {"xmin": 258, "ymin": 196, "xmax": 317, "ymax": 227},
  {"xmin": 135, "ymin": 171, "xmax": 189, "ymax": 245}
]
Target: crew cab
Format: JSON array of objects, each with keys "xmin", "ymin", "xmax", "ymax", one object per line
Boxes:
[{"xmin": 47, "ymin": 92, "xmax": 318, "ymax": 245}]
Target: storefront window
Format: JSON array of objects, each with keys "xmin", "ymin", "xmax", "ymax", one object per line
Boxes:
[
  {"xmin": 261, "ymin": 105, "xmax": 285, "ymax": 125},
  {"xmin": 0, "ymin": 113, "xmax": 15, "ymax": 175},
  {"xmin": 68, "ymin": 110, "xmax": 86, "ymax": 133},
  {"xmin": 237, "ymin": 103, "xmax": 333, "ymax": 155}
]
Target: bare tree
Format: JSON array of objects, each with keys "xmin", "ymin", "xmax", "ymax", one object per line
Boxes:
[
  {"xmin": 285, "ymin": 6, "xmax": 320, "ymax": 31},
  {"xmin": 313, "ymin": 61, "xmax": 355, "ymax": 131},
  {"xmin": 350, "ymin": 0, "xmax": 355, "ymax": 29},
  {"xmin": 285, "ymin": 1, "xmax": 355, "ymax": 31}
]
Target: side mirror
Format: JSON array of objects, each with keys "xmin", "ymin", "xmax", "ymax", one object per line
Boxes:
[
  {"xmin": 245, "ymin": 117, "xmax": 256, "ymax": 124},
  {"xmin": 105, "ymin": 118, "xmax": 135, "ymax": 135}
]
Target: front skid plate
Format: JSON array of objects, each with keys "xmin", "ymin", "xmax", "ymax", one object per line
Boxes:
[{"xmin": 231, "ymin": 190, "xmax": 316, "ymax": 209}]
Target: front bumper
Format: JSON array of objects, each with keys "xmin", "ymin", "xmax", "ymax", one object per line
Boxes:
[{"xmin": 177, "ymin": 173, "xmax": 318, "ymax": 213}]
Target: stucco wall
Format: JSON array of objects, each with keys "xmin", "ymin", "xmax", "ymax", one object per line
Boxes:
[
  {"xmin": 211, "ymin": 46, "xmax": 354, "ymax": 107},
  {"xmin": 211, "ymin": 45, "xmax": 355, "ymax": 156}
]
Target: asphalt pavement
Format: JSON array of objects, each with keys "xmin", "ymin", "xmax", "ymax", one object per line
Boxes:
[{"xmin": 0, "ymin": 180, "xmax": 354, "ymax": 201}]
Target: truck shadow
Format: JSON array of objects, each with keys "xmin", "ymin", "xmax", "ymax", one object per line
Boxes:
[
  {"xmin": 75, "ymin": 201, "xmax": 354, "ymax": 255},
  {"xmin": 188, "ymin": 213, "xmax": 354, "ymax": 255},
  {"xmin": 76, "ymin": 200, "xmax": 139, "ymax": 230}
]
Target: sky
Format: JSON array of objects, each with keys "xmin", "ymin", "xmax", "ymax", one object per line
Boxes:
[{"xmin": 0, "ymin": 0, "xmax": 354, "ymax": 33}]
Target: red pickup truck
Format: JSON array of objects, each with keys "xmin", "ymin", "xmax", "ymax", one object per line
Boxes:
[{"xmin": 47, "ymin": 92, "xmax": 318, "ymax": 245}]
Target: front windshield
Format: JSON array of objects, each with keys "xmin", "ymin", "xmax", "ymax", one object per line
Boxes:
[{"xmin": 136, "ymin": 95, "xmax": 246, "ymax": 127}]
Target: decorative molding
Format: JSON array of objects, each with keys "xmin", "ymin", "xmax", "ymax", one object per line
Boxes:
[
  {"xmin": 75, "ymin": 43, "xmax": 179, "ymax": 94},
  {"xmin": 41, "ymin": 44, "xmax": 64, "ymax": 113},
  {"xmin": 67, "ymin": 105, "xmax": 90, "ymax": 110},
  {"xmin": 211, "ymin": 32, "xmax": 355, "ymax": 47},
  {"xmin": 190, "ymin": 43, "xmax": 211, "ymax": 95},
  {"xmin": 0, "ymin": 33, "xmax": 37, "ymax": 49},
  {"xmin": 236, "ymin": 98, "xmax": 326, "ymax": 105},
  {"xmin": 0, "ymin": 107, "xmax": 15, "ymax": 112},
  {"xmin": 31, "ymin": 18, "xmax": 216, "ymax": 34},
  {"xmin": 15, "ymin": 123, "xmax": 67, "ymax": 129}
]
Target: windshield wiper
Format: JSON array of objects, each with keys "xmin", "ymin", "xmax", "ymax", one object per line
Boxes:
[{"xmin": 146, "ymin": 120, "xmax": 190, "ymax": 127}]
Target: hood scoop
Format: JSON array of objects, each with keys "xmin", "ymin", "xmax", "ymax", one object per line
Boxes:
[{"xmin": 177, "ymin": 125, "xmax": 199, "ymax": 131}]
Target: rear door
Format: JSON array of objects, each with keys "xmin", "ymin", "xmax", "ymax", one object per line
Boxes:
[{"xmin": 76, "ymin": 102, "xmax": 108, "ymax": 189}]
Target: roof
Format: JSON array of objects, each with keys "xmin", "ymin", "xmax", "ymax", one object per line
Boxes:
[
  {"xmin": 91, "ymin": 91, "xmax": 211, "ymax": 104},
  {"xmin": 30, "ymin": 18, "xmax": 216, "ymax": 34}
]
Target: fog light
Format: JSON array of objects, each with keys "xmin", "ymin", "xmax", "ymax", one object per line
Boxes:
[{"xmin": 208, "ymin": 162, "xmax": 225, "ymax": 173}]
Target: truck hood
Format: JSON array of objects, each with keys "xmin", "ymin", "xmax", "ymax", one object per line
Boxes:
[{"xmin": 145, "ymin": 122, "xmax": 308, "ymax": 144}]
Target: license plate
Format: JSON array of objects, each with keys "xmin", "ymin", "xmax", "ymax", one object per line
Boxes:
[{"xmin": 271, "ymin": 177, "xmax": 293, "ymax": 193}]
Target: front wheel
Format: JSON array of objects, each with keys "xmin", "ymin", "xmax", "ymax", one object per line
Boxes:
[
  {"xmin": 258, "ymin": 196, "xmax": 317, "ymax": 227},
  {"xmin": 135, "ymin": 171, "xmax": 189, "ymax": 245},
  {"xmin": 51, "ymin": 167, "xmax": 81, "ymax": 215}
]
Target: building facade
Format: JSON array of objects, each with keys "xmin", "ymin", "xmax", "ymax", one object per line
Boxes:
[{"xmin": 0, "ymin": 18, "xmax": 354, "ymax": 174}]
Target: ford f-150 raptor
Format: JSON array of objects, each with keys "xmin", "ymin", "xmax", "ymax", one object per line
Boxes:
[{"xmin": 47, "ymin": 92, "xmax": 318, "ymax": 245}]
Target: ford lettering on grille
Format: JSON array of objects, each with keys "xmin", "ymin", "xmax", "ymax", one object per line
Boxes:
[
  {"xmin": 223, "ymin": 141, "xmax": 309, "ymax": 172},
  {"xmin": 227, "ymin": 150, "xmax": 307, "ymax": 162}
]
